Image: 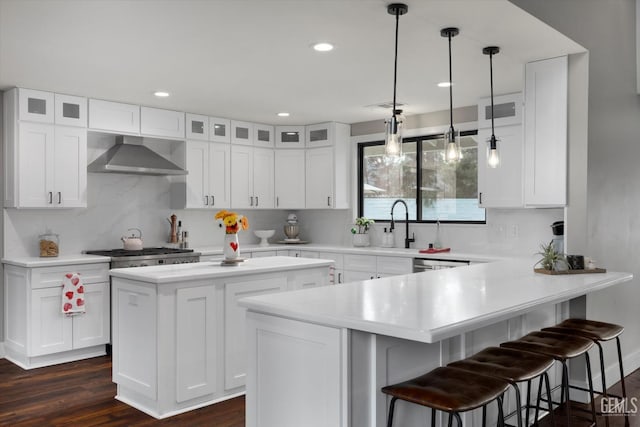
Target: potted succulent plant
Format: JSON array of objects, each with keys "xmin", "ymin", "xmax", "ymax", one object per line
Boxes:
[
  {"xmin": 535, "ymin": 241, "xmax": 569, "ymax": 272},
  {"xmin": 351, "ymin": 217, "xmax": 375, "ymax": 247}
]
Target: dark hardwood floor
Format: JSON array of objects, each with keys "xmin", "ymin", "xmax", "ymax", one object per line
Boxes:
[{"xmin": 1, "ymin": 355, "xmax": 639, "ymax": 426}]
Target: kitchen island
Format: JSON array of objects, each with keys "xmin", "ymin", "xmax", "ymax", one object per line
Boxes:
[
  {"xmin": 109, "ymin": 256, "xmax": 333, "ymax": 419},
  {"xmin": 239, "ymin": 257, "xmax": 633, "ymax": 427}
]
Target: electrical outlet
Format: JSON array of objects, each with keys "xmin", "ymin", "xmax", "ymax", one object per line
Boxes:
[{"xmin": 509, "ymin": 224, "xmax": 519, "ymax": 239}]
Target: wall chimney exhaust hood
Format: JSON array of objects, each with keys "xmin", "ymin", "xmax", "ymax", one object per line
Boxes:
[{"xmin": 87, "ymin": 135, "xmax": 187, "ymax": 176}]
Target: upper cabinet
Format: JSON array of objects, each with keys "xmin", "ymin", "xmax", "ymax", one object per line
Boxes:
[
  {"xmin": 186, "ymin": 113, "xmax": 209, "ymax": 141},
  {"xmin": 88, "ymin": 99, "xmax": 140, "ymax": 135},
  {"xmin": 306, "ymin": 123, "xmax": 335, "ymax": 148},
  {"xmin": 54, "ymin": 94, "xmax": 87, "ymax": 127},
  {"xmin": 210, "ymin": 117, "xmax": 231, "ymax": 143},
  {"xmin": 140, "ymin": 107, "xmax": 185, "ymax": 139},
  {"xmin": 275, "ymin": 126, "xmax": 305, "ymax": 148},
  {"xmin": 524, "ymin": 56, "xmax": 568, "ymax": 207},
  {"xmin": 254, "ymin": 124, "xmax": 274, "ymax": 147},
  {"xmin": 18, "ymin": 88, "xmax": 54, "ymax": 123},
  {"xmin": 231, "ymin": 120, "xmax": 254, "ymax": 145}
]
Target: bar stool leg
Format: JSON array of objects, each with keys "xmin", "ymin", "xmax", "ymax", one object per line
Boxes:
[
  {"xmin": 454, "ymin": 412, "xmax": 463, "ymax": 427},
  {"xmin": 448, "ymin": 412, "xmax": 454, "ymax": 427},
  {"xmin": 616, "ymin": 337, "xmax": 630, "ymax": 427},
  {"xmin": 431, "ymin": 408, "xmax": 436, "ymax": 427},
  {"xmin": 482, "ymin": 405, "xmax": 487, "ymax": 427},
  {"xmin": 562, "ymin": 361, "xmax": 571, "ymax": 426},
  {"xmin": 585, "ymin": 352, "xmax": 598, "ymax": 426},
  {"xmin": 387, "ymin": 397, "xmax": 397, "ymax": 427},
  {"xmin": 525, "ymin": 380, "xmax": 532, "ymax": 426},
  {"xmin": 543, "ymin": 372, "xmax": 555, "ymax": 426},
  {"xmin": 534, "ymin": 374, "xmax": 543, "ymax": 423},
  {"xmin": 511, "ymin": 384, "xmax": 524, "ymax": 427},
  {"xmin": 497, "ymin": 395, "xmax": 506, "ymax": 427},
  {"xmin": 595, "ymin": 342, "xmax": 610, "ymax": 427}
]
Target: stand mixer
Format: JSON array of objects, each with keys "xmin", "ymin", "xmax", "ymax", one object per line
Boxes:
[{"xmin": 284, "ymin": 213, "xmax": 300, "ymax": 241}]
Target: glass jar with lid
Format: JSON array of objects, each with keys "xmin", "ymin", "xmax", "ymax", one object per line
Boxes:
[{"xmin": 39, "ymin": 232, "xmax": 59, "ymax": 257}]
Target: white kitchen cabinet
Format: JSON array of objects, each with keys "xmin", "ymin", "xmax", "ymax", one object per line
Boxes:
[
  {"xmin": 140, "ymin": 106, "xmax": 185, "ymax": 139},
  {"xmin": 224, "ymin": 276, "xmax": 287, "ymax": 390},
  {"xmin": 88, "ymin": 99, "xmax": 140, "ymax": 134},
  {"xmin": 209, "ymin": 117, "xmax": 231, "ymax": 143},
  {"xmin": 317, "ymin": 252, "xmax": 344, "ymax": 284},
  {"xmin": 54, "ymin": 93, "xmax": 87, "ymax": 127},
  {"xmin": 476, "ymin": 125, "xmax": 524, "ymax": 208},
  {"xmin": 477, "ymin": 92, "xmax": 522, "ymax": 129},
  {"xmin": 305, "ymin": 122, "xmax": 350, "ymax": 209},
  {"xmin": 172, "ymin": 140, "xmax": 230, "ymax": 209},
  {"xmin": 230, "ymin": 145, "xmax": 274, "ymax": 209},
  {"xmin": 231, "ymin": 120, "xmax": 253, "ymax": 145},
  {"xmin": 274, "ymin": 149, "xmax": 305, "ymax": 209},
  {"xmin": 524, "ymin": 56, "xmax": 568, "ymax": 207},
  {"xmin": 306, "ymin": 122, "xmax": 344, "ymax": 148},
  {"xmin": 341, "ymin": 254, "xmax": 412, "ymax": 282},
  {"xmin": 18, "ymin": 88, "xmax": 54, "ymax": 123},
  {"xmin": 251, "ymin": 251, "xmax": 278, "ymax": 258},
  {"xmin": 4, "ymin": 263, "xmax": 110, "ymax": 369},
  {"xmin": 186, "ymin": 113, "xmax": 209, "ymax": 140},
  {"xmin": 275, "ymin": 125, "xmax": 305, "ymax": 148},
  {"xmin": 254, "ymin": 123, "xmax": 274, "ymax": 147},
  {"xmin": 6, "ymin": 122, "xmax": 86, "ymax": 208}
]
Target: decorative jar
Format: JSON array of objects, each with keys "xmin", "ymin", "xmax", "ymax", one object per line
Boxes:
[{"xmin": 224, "ymin": 233, "xmax": 240, "ymax": 260}]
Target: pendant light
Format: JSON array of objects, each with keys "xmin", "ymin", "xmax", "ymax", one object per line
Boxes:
[
  {"xmin": 441, "ymin": 27, "xmax": 461, "ymax": 163},
  {"xmin": 483, "ymin": 46, "xmax": 500, "ymax": 168},
  {"xmin": 384, "ymin": 3, "xmax": 408, "ymax": 161}
]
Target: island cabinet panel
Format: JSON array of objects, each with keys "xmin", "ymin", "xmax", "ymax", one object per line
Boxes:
[
  {"xmin": 246, "ymin": 311, "xmax": 347, "ymax": 427},
  {"xmin": 224, "ymin": 276, "xmax": 287, "ymax": 390},
  {"xmin": 176, "ymin": 286, "xmax": 217, "ymax": 402},
  {"xmin": 112, "ymin": 281, "xmax": 157, "ymax": 400}
]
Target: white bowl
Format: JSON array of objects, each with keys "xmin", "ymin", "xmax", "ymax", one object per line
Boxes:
[{"xmin": 254, "ymin": 229, "xmax": 275, "ymax": 246}]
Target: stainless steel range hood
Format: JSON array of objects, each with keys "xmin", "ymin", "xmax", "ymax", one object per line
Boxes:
[{"xmin": 88, "ymin": 135, "xmax": 187, "ymax": 176}]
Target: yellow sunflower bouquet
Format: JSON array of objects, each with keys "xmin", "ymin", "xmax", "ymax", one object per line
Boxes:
[{"xmin": 215, "ymin": 210, "xmax": 249, "ymax": 234}]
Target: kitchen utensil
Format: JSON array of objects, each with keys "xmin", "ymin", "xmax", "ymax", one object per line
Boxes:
[
  {"xmin": 121, "ymin": 228, "xmax": 143, "ymax": 250},
  {"xmin": 254, "ymin": 229, "xmax": 275, "ymax": 246},
  {"xmin": 169, "ymin": 214, "xmax": 178, "ymax": 243}
]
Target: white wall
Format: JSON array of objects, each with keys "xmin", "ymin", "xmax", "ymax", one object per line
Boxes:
[{"xmin": 511, "ymin": 0, "xmax": 640, "ymax": 376}]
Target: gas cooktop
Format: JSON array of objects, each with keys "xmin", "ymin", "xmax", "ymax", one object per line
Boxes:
[
  {"xmin": 85, "ymin": 247, "xmax": 195, "ymax": 257},
  {"xmin": 85, "ymin": 247, "xmax": 200, "ymax": 268}
]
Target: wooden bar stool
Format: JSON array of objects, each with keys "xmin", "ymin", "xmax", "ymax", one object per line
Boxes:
[
  {"xmin": 448, "ymin": 347, "xmax": 555, "ymax": 427},
  {"xmin": 382, "ymin": 366, "xmax": 510, "ymax": 427},
  {"xmin": 543, "ymin": 318, "xmax": 628, "ymax": 426},
  {"xmin": 501, "ymin": 331, "xmax": 597, "ymax": 427}
]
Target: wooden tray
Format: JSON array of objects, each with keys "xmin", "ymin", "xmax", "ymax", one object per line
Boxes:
[
  {"xmin": 534, "ymin": 268, "xmax": 606, "ymax": 275},
  {"xmin": 220, "ymin": 258, "xmax": 246, "ymax": 266}
]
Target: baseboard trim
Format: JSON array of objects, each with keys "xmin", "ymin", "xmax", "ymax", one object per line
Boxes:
[
  {"xmin": 0, "ymin": 342, "xmax": 5, "ymax": 359},
  {"xmin": 592, "ymin": 345, "xmax": 640, "ymax": 391}
]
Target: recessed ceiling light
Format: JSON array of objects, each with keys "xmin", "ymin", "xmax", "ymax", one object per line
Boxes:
[
  {"xmin": 312, "ymin": 42, "xmax": 334, "ymax": 52},
  {"xmin": 154, "ymin": 91, "xmax": 170, "ymax": 97},
  {"xmin": 437, "ymin": 82, "xmax": 452, "ymax": 88},
  {"xmin": 277, "ymin": 112, "xmax": 290, "ymax": 117}
]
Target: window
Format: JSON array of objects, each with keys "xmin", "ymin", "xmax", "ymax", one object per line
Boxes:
[{"xmin": 358, "ymin": 131, "xmax": 485, "ymax": 223}]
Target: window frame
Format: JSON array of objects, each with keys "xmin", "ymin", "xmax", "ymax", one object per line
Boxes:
[{"xmin": 357, "ymin": 129, "xmax": 485, "ymax": 224}]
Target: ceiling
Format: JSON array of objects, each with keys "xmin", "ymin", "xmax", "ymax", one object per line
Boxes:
[{"xmin": 0, "ymin": 0, "xmax": 585, "ymax": 126}]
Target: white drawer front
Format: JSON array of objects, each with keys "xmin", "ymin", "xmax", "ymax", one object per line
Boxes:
[
  {"xmin": 376, "ymin": 256, "xmax": 412, "ymax": 275},
  {"xmin": 343, "ymin": 254, "xmax": 376, "ymax": 272},
  {"xmin": 317, "ymin": 252, "xmax": 344, "ymax": 270},
  {"xmin": 31, "ymin": 263, "xmax": 109, "ymax": 289}
]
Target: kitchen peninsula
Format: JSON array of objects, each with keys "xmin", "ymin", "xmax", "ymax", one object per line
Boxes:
[
  {"xmin": 240, "ymin": 258, "xmax": 632, "ymax": 427},
  {"xmin": 109, "ymin": 256, "xmax": 332, "ymax": 419}
]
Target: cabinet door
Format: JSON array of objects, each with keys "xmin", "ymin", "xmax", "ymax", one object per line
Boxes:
[
  {"xmin": 18, "ymin": 122, "xmax": 54, "ymax": 207},
  {"xmin": 275, "ymin": 126, "xmax": 305, "ymax": 148},
  {"xmin": 343, "ymin": 270, "xmax": 376, "ymax": 282},
  {"xmin": 176, "ymin": 286, "xmax": 217, "ymax": 402},
  {"xmin": 19, "ymin": 88, "xmax": 54, "ymax": 123},
  {"xmin": 54, "ymin": 126, "xmax": 87, "ymax": 208},
  {"xmin": 477, "ymin": 125, "xmax": 523, "ymax": 208},
  {"xmin": 73, "ymin": 282, "xmax": 109, "ymax": 349},
  {"xmin": 224, "ymin": 276, "xmax": 287, "ymax": 390},
  {"xmin": 186, "ymin": 113, "xmax": 209, "ymax": 140},
  {"xmin": 210, "ymin": 117, "xmax": 231, "ymax": 143},
  {"xmin": 88, "ymin": 99, "xmax": 140, "ymax": 134},
  {"xmin": 209, "ymin": 142, "xmax": 231, "ymax": 208},
  {"xmin": 31, "ymin": 287, "xmax": 73, "ymax": 356},
  {"xmin": 306, "ymin": 122, "xmax": 334, "ymax": 148},
  {"xmin": 54, "ymin": 93, "xmax": 87, "ymax": 127},
  {"xmin": 305, "ymin": 147, "xmax": 333, "ymax": 208},
  {"xmin": 231, "ymin": 120, "xmax": 253, "ymax": 145},
  {"xmin": 275, "ymin": 149, "xmax": 305, "ymax": 209},
  {"xmin": 252, "ymin": 147, "xmax": 274, "ymax": 208},
  {"xmin": 254, "ymin": 124, "xmax": 274, "ymax": 147},
  {"xmin": 140, "ymin": 107, "xmax": 185, "ymax": 139},
  {"xmin": 185, "ymin": 140, "xmax": 209, "ymax": 208},
  {"xmin": 524, "ymin": 56, "xmax": 568, "ymax": 207},
  {"xmin": 230, "ymin": 145, "xmax": 253, "ymax": 209}
]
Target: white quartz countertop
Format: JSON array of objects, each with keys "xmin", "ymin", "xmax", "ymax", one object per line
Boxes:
[
  {"xmin": 239, "ymin": 257, "xmax": 633, "ymax": 344},
  {"xmin": 1, "ymin": 254, "xmax": 111, "ymax": 268},
  {"xmin": 109, "ymin": 256, "xmax": 333, "ymax": 284}
]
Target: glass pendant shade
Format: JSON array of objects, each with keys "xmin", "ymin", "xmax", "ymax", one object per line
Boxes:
[
  {"xmin": 487, "ymin": 135, "xmax": 500, "ymax": 168},
  {"xmin": 444, "ymin": 128, "xmax": 461, "ymax": 163},
  {"xmin": 384, "ymin": 110, "xmax": 405, "ymax": 160}
]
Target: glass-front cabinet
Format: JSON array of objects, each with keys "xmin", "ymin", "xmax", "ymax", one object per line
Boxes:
[
  {"xmin": 186, "ymin": 113, "xmax": 209, "ymax": 140},
  {"xmin": 275, "ymin": 125, "xmax": 305, "ymax": 148},
  {"xmin": 209, "ymin": 117, "xmax": 231, "ymax": 143}
]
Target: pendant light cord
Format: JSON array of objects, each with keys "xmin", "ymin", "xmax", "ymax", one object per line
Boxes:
[
  {"xmin": 448, "ymin": 32, "xmax": 454, "ymax": 133},
  {"xmin": 489, "ymin": 50, "xmax": 495, "ymax": 139},
  {"xmin": 392, "ymin": 10, "xmax": 400, "ymax": 116}
]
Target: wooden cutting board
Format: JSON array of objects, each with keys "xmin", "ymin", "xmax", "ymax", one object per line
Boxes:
[{"xmin": 534, "ymin": 268, "xmax": 606, "ymax": 275}]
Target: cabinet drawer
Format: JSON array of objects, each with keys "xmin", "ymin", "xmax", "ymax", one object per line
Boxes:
[
  {"xmin": 376, "ymin": 256, "xmax": 412, "ymax": 275},
  {"xmin": 343, "ymin": 254, "xmax": 376, "ymax": 272},
  {"xmin": 317, "ymin": 252, "xmax": 344, "ymax": 270},
  {"xmin": 140, "ymin": 107, "xmax": 185, "ymax": 139},
  {"xmin": 89, "ymin": 99, "xmax": 140, "ymax": 134},
  {"xmin": 31, "ymin": 263, "xmax": 109, "ymax": 289}
]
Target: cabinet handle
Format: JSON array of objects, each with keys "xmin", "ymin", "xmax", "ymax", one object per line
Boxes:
[
  {"xmin": 295, "ymin": 252, "xmax": 300, "ymax": 257},
  {"xmin": 57, "ymin": 192, "xmax": 61, "ymax": 204},
  {"xmin": 211, "ymin": 195, "xmax": 214, "ymax": 206},
  {"xmin": 48, "ymin": 192, "xmax": 53, "ymax": 204},
  {"xmin": 338, "ymin": 273, "xmax": 342, "ymax": 284},
  {"xmin": 276, "ymin": 196, "xmax": 279, "ymax": 207},
  {"xmin": 205, "ymin": 195, "xmax": 209, "ymax": 206},
  {"xmin": 327, "ymin": 196, "xmax": 331, "ymax": 207},
  {"xmin": 256, "ymin": 196, "xmax": 259, "ymax": 206},
  {"xmin": 250, "ymin": 196, "xmax": 254, "ymax": 206},
  {"xmin": 479, "ymin": 192, "xmax": 483, "ymax": 205},
  {"xmin": 370, "ymin": 276, "xmax": 375, "ymax": 279}
]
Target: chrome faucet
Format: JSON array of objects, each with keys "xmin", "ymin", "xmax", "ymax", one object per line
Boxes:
[{"xmin": 390, "ymin": 199, "xmax": 415, "ymax": 249}]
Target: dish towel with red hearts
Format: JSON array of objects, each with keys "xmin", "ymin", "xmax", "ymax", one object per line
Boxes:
[{"xmin": 61, "ymin": 273, "xmax": 85, "ymax": 316}]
